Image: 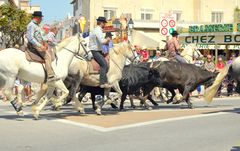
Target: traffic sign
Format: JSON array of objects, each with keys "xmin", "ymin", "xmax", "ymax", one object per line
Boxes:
[
  {"xmin": 169, "ymin": 20, "xmax": 176, "ymax": 27},
  {"xmin": 159, "ymin": 13, "xmax": 177, "ymax": 36},
  {"xmin": 161, "ymin": 28, "xmax": 168, "ymax": 35},
  {"xmin": 169, "ymin": 28, "xmax": 175, "ymax": 34},
  {"xmin": 161, "ymin": 19, "xmax": 168, "ymax": 27}
]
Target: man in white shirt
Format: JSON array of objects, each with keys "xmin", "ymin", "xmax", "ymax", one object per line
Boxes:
[{"xmin": 89, "ymin": 16, "xmax": 111, "ymax": 88}]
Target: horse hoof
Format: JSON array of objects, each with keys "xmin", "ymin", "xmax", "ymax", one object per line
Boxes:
[
  {"xmin": 95, "ymin": 108, "xmax": 102, "ymax": 115},
  {"xmin": 147, "ymin": 107, "xmax": 152, "ymax": 110},
  {"xmin": 17, "ymin": 110, "xmax": 24, "ymax": 117},
  {"xmin": 32, "ymin": 106, "xmax": 40, "ymax": 120},
  {"xmin": 78, "ymin": 108, "xmax": 85, "ymax": 114}
]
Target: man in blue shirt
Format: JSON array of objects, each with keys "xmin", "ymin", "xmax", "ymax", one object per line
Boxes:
[
  {"xmin": 102, "ymin": 32, "xmax": 113, "ymax": 55},
  {"xmin": 26, "ymin": 11, "xmax": 57, "ymax": 82}
]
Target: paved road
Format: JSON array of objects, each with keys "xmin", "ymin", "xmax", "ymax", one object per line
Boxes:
[{"xmin": 0, "ymin": 97, "xmax": 240, "ymax": 151}]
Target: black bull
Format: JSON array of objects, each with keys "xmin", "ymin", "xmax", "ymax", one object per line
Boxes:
[
  {"xmin": 63, "ymin": 63, "xmax": 161, "ymax": 110},
  {"xmin": 63, "ymin": 61, "xmax": 218, "ymax": 110},
  {"xmin": 152, "ymin": 61, "xmax": 218, "ymax": 108}
]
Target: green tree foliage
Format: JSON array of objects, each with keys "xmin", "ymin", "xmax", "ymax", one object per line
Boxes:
[{"xmin": 0, "ymin": 4, "xmax": 31, "ymax": 48}]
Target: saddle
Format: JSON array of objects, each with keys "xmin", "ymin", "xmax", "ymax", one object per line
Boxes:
[
  {"xmin": 21, "ymin": 43, "xmax": 55, "ymax": 64},
  {"xmin": 88, "ymin": 55, "xmax": 110, "ymax": 74}
]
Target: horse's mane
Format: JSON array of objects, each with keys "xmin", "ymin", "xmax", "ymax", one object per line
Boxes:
[
  {"xmin": 55, "ymin": 36, "xmax": 74, "ymax": 52},
  {"xmin": 109, "ymin": 42, "xmax": 128, "ymax": 56},
  {"xmin": 181, "ymin": 44, "xmax": 195, "ymax": 56}
]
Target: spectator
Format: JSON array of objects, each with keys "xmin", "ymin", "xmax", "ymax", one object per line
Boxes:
[
  {"xmin": 194, "ymin": 57, "xmax": 204, "ymax": 98},
  {"xmin": 204, "ymin": 55, "xmax": 215, "ymax": 73},
  {"xmin": 140, "ymin": 46, "xmax": 149, "ymax": 62},
  {"xmin": 216, "ymin": 57, "xmax": 225, "ymax": 71},
  {"xmin": 216, "ymin": 56, "xmax": 225, "ymax": 97},
  {"xmin": 102, "ymin": 32, "xmax": 113, "ymax": 55},
  {"xmin": 153, "ymin": 50, "xmax": 161, "ymax": 61}
]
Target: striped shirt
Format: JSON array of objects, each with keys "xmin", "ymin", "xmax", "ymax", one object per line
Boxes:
[{"xmin": 26, "ymin": 20, "xmax": 45, "ymax": 47}]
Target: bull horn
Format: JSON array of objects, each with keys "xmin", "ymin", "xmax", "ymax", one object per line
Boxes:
[{"xmin": 204, "ymin": 65, "xmax": 230, "ymax": 104}]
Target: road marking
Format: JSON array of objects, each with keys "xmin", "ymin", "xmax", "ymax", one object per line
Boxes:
[{"xmin": 53, "ymin": 112, "xmax": 230, "ymax": 132}]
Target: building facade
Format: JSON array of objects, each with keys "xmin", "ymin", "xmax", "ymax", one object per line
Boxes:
[{"xmin": 71, "ymin": 0, "xmax": 240, "ymax": 48}]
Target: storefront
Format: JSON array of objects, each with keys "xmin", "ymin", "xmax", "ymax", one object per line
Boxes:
[{"xmin": 179, "ymin": 23, "xmax": 240, "ymax": 63}]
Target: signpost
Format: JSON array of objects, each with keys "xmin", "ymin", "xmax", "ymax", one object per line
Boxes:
[{"xmin": 159, "ymin": 13, "xmax": 177, "ymax": 36}]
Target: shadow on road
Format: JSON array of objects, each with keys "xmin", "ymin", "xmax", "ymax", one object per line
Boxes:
[{"xmin": 231, "ymin": 146, "xmax": 240, "ymax": 151}]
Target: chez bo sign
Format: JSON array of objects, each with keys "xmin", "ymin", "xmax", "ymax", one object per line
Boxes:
[{"xmin": 179, "ymin": 23, "xmax": 240, "ymax": 44}]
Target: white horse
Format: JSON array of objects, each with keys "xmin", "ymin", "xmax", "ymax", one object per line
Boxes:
[
  {"xmin": 63, "ymin": 42, "xmax": 136, "ymax": 115},
  {"xmin": 0, "ymin": 34, "xmax": 89, "ymax": 118},
  {"xmin": 181, "ymin": 44, "xmax": 203, "ymax": 63}
]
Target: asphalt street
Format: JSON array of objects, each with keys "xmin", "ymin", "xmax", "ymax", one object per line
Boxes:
[{"xmin": 0, "ymin": 97, "xmax": 239, "ymax": 151}]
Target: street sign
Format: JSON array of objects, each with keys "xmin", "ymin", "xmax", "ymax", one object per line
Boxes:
[{"xmin": 160, "ymin": 13, "xmax": 177, "ymax": 36}]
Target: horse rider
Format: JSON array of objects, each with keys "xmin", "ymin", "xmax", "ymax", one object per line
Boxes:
[
  {"xmin": 164, "ymin": 30, "xmax": 186, "ymax": 63},
  {"xmin": 89, "ymin": 16, "xmax": 111, "ymax": 88},
  {"xmin": 26, "ymin": 11, "xmax": 58, "ymax": 82}
]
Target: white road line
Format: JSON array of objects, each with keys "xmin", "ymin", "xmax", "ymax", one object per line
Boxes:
[{"xmin": 53, "ymin": 112, "xmax": 230, "ymax": 132}]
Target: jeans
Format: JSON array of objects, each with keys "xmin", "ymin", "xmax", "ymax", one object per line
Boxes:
[
  {"xmin": 91, "ymin": 51, "xmax": 108, "ymax": 84},
  {"xmin": 175, "ymin": 54, "xmax": 187, "ymax": 63}
]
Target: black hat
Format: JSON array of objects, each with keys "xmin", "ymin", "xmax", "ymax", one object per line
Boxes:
[
  {"xmin": 106, "ymin": 32, "xmax": 113, "ymax": 37},
  {"xmin": 96, "ymin": 16, "xmax": 107, "ymax": 23},
  {"xmin": 32, "ymin": 11, "xmax": 44, "ymax": 17},
  {"xmin": 171, "ymin": 30, "xmax": 179, "ymax": 36}
]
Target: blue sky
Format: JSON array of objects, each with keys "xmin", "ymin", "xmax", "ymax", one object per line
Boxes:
[{"xmin": 31, "ymin": 0, "xmax": 73, "ymax": 23}]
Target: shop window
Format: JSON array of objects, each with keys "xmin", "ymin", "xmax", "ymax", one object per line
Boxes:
[
  {"xmin": 212, "ymin": 11, "xmax": 223, "ymax": 23},
  {"xmin": 104, "ymin": 9, "xmax": 116, "ymax": 20}
]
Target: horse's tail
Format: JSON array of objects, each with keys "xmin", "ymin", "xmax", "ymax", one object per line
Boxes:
[{"xmin": 0, "ymin": 72, "xmax": 6, "ymax": 89}]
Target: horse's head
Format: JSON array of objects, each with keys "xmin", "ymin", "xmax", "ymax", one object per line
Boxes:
[
  {"xmin": 113, "ymin": 41, "xmax": 137, "ymax": 62},
  {"xmin": 57, "ymin": 34, "xmax": 92, "ymax": 60},
  {"xmin": 181, "ymin": 44, "xmax": 203, "ymax": 63}
]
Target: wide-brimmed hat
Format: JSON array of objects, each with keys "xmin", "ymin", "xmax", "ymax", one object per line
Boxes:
[
  {"xmin": 106, "ymin": 32, "xmax": 113, "ymax": 37},
  {"xmin": 96, "ymin": 16, "xmax": 107, "ymax": 23},
  {"xmin": 171, "ymin": 30, "xmax": 179, "ymax": 36},
  {"xmin": 32, "ymin": 11, "xmax": 44, "ymax": 17}
]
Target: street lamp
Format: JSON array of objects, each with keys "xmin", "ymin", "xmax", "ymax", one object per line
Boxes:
[
  {"xmin": 112, "ymin": 19, "xmax": 121, "ymax": 30},
  {"xmin": 128, "ymin": 18, "xmax": 134, "ymax": 29},
  {"xmin": 127, "ymin": 18, "xmax": 134, "ymax": 38}
]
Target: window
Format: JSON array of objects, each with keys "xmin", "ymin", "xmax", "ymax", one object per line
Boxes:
[
  {"xmin": 173, "ymin": 11, "xmax": 182, "ymax": 22},
  {"xmin": 123, "ymin": 13, "xmax": 132, "ymax": 19},
  {"xmin": 104, "ymin": 9, "xmax": 116, "ymax": 20},
  {"xmin": 141, "ymin": 8, "xmax": 154, "ymax": 21},
  {"xmin": 212, "ymin": 12, "xmax": 223, "ymax": 23}
]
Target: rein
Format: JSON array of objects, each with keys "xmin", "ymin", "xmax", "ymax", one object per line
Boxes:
[{"xmin": 62, "ymin": 34, "xmax": 91, "ymax": 61}]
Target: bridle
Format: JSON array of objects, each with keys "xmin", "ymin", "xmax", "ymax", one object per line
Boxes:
[{"xmin": 62, "ymin": 33, "xmax": 91, "ymax": 60}]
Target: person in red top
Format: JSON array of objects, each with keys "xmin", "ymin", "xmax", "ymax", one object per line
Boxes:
[
  {"xmin": 216, "ymin": 56, "xmax": 225, "ymax": 97},
  {"xmin": 140, "ymin": 46, "xmax": 149, "ymax": 62},
  {"xmin": 216, "ymin": 57, "xmax": 225, "ymax": 71}
]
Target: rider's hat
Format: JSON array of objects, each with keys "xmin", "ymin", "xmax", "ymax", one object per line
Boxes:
[
  {"xmin": 171, "ymin": 30, "xmax": 179, "ymax": 36},
  {"xmin": 32, "ymin": 11, "xmax": 44, "ymax": 17},
  {"xmin": 96, "ymin": 16, "xmax": 107, "ymax": 23}
]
